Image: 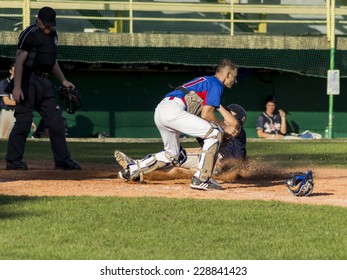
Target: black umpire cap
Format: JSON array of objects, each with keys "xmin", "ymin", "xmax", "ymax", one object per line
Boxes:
[{"xmin": 38, "ymin": 7, "xmax": 56, "ymax": 27}]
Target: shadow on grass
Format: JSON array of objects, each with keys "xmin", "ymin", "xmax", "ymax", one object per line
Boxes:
[
  {"xmin": 0, "ymin": 195, "xmax": 43, "ymax": 204},
  {"xmin": 0, "ymin": 195, "xmax": 45, "ymax": 220}
]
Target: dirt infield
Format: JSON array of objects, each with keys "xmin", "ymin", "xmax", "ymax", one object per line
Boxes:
[{"xmin": 0, "ymin": 160, "xmax": 346, "ymax": 208}]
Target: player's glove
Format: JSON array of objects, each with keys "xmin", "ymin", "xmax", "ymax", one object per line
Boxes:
[
  {"xmin": 57, "ymin": 86, "xmax": 83, "ymax": 114},
  {"xmin": 285, "ymin": 170, "xmax": 314, "ymax": 196}
]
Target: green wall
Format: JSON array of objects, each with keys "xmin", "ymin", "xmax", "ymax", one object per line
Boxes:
[{"xmin": 47, "ymin": 68, "xmax": 347, "ymax": 138}]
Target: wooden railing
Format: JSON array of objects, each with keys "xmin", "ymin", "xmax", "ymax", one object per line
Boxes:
[{"xmin": 0, "ymin": 0, "xmax": 344, "ymax": 39}]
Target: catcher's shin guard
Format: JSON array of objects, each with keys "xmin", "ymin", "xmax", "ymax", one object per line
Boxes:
[
  {"xmin": 117, "ymin": 147, "xmax": 187, "ymax": 182},
  {"xmin": 124, "ymin": 149, "xmax": 185, "ymax": 181},
  {"xmin": 195, "ymin": 123, "xmax": 224, "ymax": 182}
]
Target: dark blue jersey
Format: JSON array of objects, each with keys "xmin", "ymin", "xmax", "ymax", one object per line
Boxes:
[
  {"xmin": 256, "ymin": 112, "xmax": 282, "ymax": 134},
  {"xmin": 219, "ymin": 128, "xmax": 247, "ymax": 159},
  {"xmin": 0, "ymin": 77, "xmax": 15, "ymax": 110},
  {"xmin": 0, "ymin": 78, "xmax": 10, "ymax": 95}
]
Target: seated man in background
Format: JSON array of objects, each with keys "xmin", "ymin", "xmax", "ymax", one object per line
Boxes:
[
  {"xmin": 0, "ymin": 63, "xmax": 16, "ymax": 139},
  {"xmin": 0, "ymin": 63, "xmax": 36, "ymax": 139},
  {"xmin": 256, "ymin": 95, "xmax": 286, "ymax": 139}
]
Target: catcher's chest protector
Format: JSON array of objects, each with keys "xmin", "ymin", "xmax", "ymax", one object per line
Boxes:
[
  {"xmin": 184, "ymin": 90, "xmax": 204, "ymax": 115},
  {"xmin": 177, "ymin": 86, "xmax": 203, "ymax": 116}
]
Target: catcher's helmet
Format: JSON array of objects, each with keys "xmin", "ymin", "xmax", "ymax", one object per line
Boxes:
[
  {"xmin": 285, "ymin": 170, "xmax": 314, "ymax": 197},
  {"xmin": 226, "ymin": 104, "xmax": 247, "ymax": 126}
]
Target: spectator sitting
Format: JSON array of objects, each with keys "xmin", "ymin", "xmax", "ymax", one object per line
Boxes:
[
  {"xmin": 256, "ymin": 95, "xmax": 286, "ymax": 139},
  {"xmin": 0, "ymin": 63, "xmax": 36, "ymax": 139},
  {"xmin": 0, "ymin": 63, "xmax": 16, "ymax": 139}
]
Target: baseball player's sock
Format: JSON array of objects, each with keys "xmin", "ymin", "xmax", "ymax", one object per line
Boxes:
[{"xmin": 190, "ymin": 176, "xmax": 224, "ymax": 191}]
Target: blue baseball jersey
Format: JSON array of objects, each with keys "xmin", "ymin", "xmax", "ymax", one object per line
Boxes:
[{"xmin": 165, "ymin": 76, "xmax": 224, "ymax": 108}]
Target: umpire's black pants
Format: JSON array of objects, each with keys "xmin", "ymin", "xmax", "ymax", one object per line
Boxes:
[{"xmin": 6, "ymin": 74, "xmax": 71, "ymax": 164}]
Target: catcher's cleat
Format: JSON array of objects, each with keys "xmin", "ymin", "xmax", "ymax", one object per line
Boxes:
[
  {"xmin": 190, "ymin": 176, "xmax": 224, "ymax": 191},
  {"xmin": 118, "ymin": 168, "xmax": 131, "ymax": 180},
  {"xmin": 118, "ymin": 167, "xmax": 141, "ymax": 182},
  {"xmin": 209, "ymin": 178, "xmax": 222, "ymax": 188},
  {"xmin": 114, "ymin": 150, "xmax": 135, "ymax": 169}
]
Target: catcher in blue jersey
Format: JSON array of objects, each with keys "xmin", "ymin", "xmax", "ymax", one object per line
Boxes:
[
  {"xmin": 115, "ymin": 103, "xmax": 247, "ymax": 185},
  {"xmin": 115, "ymin": 59, "xmax": 240, "ymax": 190}
]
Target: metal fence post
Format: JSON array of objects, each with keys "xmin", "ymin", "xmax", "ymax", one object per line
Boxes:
[
  {"xmin": 230, "ymin": 0, "xmax": 234, "ymax": 36},
  {"xmin": 327, "ymin": 0, "xmax": 336, "ymax": 138},
  {"xmin": 130, "ymin": 0, "xmax": 133, "ymax": 34},
  {"xmin": 23, "ymin": 0, "xmax": 31, "ymax": 29}
]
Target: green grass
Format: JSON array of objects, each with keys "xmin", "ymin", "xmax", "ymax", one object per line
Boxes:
[
  {"xmin": 0, "ymin": 139, "xmax": 346, "ymax": 260},
  {"xmin": 246, "ymin": 140, "xmax": 347, "ymax": 168},
  {"xmin": 0, "ymin": 196, "xmax": 346, "ymax": 260}
]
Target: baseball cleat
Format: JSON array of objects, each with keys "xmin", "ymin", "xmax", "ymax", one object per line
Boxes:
[
  {"xmin": 118, "ymin": 168, "xmax": 131, "ymax": 180},
  {"xmin": 114, "ymin": 150, "xmax": 135, "ymax": 169},
  {"xmin": 118, "ymin": 167, "xmax": 141, "ymax": 182},
  {"xmin": 208, "ymin": 178, "xmax": 221, "ymax": 188},
  {"xmin": 190, "ymin": 176, "xmax": 224, "ymax": 191}
]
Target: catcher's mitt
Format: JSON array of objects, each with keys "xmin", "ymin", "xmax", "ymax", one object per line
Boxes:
[
  {"xmin": 285, "ymin": 170, "xmax": 314, "ymax": 197},
  {"xmin": 57, "ymin": 86, "xmax": 83, "ymax": 114}
]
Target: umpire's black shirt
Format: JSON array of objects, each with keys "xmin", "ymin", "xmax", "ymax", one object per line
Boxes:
[{"xmin": 18, "ymin": 23, "xmax": 57, "ymax": 73}]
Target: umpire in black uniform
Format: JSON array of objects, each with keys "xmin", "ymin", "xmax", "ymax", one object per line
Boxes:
[{"xmin": 5, "ymin": 6, "xmax": 81, "ymax": 170}]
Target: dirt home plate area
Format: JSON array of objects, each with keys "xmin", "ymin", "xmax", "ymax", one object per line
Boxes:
[{"xmin": 0, "ymin": 159, "xmax": 346, "ymax": 208}]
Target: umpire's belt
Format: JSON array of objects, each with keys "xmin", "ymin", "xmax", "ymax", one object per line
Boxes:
[{"xmin": 32, "ymin": 71, "xmax": 50, "ymax": 79}]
